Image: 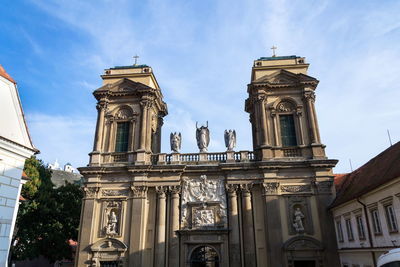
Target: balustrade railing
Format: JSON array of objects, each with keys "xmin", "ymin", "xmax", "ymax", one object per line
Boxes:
[
  {"xmin": 282, "ymin": 148, "xmax": 301, "ymax": 157},
  {"xmin": 207, "ymin": 153, "xmax": 226, "ymax": 162},
  {"xmin": 180, "ymin": 153, "xmax": 200, "ymax": 162},
  {"xmin": 112, "ymin": 153, "xmax": 128, "ymax": 162}
]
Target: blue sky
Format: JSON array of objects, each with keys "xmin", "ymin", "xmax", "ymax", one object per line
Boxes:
[{"xmin": 1, "ymin": 0, "xmax": 399, "ymax": 173}]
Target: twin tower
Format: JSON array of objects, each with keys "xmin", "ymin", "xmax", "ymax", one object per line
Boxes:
[{"xmin": 76, "ymin": 56, "xmax": 339, "ymax": 267}]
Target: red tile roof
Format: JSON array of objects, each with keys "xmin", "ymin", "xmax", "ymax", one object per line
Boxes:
[
  {"xmin": 331, "ymin": 141, "xmax": 400, "ymax": 208},
  {"xmin": 0, "ymin": 64, "xmax": 16, "ymax": 83}
]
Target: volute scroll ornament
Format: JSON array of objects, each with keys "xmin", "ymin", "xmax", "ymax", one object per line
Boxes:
[
  {"xmin": 156, "ymin": 186, "xmax": 168, "ymax": 198},
  {"xmin": 169, "ymin": 185, "xmax": 181, "ymax": 195},
  {"xmin": 225, "ymin": 184, "xmax": 239, "ymax": 194}
]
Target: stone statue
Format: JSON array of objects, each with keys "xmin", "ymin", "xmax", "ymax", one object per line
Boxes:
[
  {"xmin": 224, "ymin": 129, "xmax": 236, "ymax": 151},
  {"xmin": 106, "ymin": 210, "xmax": 118, "ymax": 235},
  {"xmin": 170, "ymin": 132, "xmax": 181, "ymax": 153},
  {"xmin": 196, "ymin": 121, "xmax": 210, "ymax": 153},
  {"xmin": 293, "ymin": 207, "xmax": 305, "ymax": 233}
]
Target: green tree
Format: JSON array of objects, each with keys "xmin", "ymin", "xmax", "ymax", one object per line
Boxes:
[{"xmin": 11, "ymin": 156, "xmax": 83, "ymax": 263}]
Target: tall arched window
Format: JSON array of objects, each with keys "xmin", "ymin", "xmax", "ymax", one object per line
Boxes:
[
  {"xmin": 115, "ymin": 122, "xmax": 130, "ymax": 152},
  {"xmin": 277, "ymin": 101, "xmax": 298, "ymax": 147},
  {"xmin": 113, "ymin": 107, "xmax": 133, "ymax": 153}
]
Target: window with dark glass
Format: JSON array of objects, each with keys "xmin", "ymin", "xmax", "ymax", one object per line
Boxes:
[
  {"xmin": 336, "ymin": 220, "xmax": 344, "ymax": 242},
  {"xmin": 371, "ymin": 209, "xmax": 382, "ymax": 234},
  {"xmin": 279, "ymin": 115, "xmax": 297, "ymax": 147},
  {"xmin": 345, "ymin": 218, "xmax": 354, "ymax": 241},
  {"xmin": 115, "ymin": 122, "xmax": 130, "ymax": 152},
  {"xmin": 356, "ymin": 215, "xmax": 366, "ymax": 240},
  {"xmin": 385, "ymin": 204, "xmax": 398, "ymax": 232}
]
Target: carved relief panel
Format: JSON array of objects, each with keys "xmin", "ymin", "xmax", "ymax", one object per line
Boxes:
[{"xmin": 181, "ymin": 175, "xmax": 227, "ymax": 229}]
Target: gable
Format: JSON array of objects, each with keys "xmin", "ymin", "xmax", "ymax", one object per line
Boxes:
[
  {"xmin": 0, "ymin": 76, "xmax": 35, "ymax": 150},
  {"xmin": 253, "ymin": 69, "xmax": 318, "ymax": 87}
]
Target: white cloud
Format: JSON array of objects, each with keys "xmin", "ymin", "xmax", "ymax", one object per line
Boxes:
[{"xmin": 26, "ymin": 113, "xmax": 95, "ymax": 168}]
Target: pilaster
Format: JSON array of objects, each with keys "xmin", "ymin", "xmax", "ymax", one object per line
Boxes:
[
  {"xmin": 168, "ymin": 185, "xmax": 181, "ymax": 267},
  {"xmin": 129, "ymin": 185, "xmax": 148, "ymax": 266},
  {"xmin": 155, "ymin": 186, "xmax": 167, "ymax": 267},
  {"xmin": 240, "ymin": 183, "xmax": 256, "ymax": 266},
  {"xmin": 226, "ymin": 184, "xmax": 241, "ymax": 267}
]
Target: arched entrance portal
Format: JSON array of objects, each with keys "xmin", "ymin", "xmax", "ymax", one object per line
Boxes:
[{"xmin": 190, "ymin": 246, "xmax": 220, "ymax": 267}]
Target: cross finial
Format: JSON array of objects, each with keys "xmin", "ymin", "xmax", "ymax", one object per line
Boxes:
[
  {"xmin": 133, "ymin": 55, "xmax": 139, "ymax": 66},
  {"xmin": 271, "ymin": 46, "xmax": 277, "ymax": 57}
]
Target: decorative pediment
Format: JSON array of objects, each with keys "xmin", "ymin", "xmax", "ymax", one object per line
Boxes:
[
  {"xmin": 90, "ymin": 238, "xmax": 127, "ymax": 252},
  {"xmin": 94, "ymin": 78, "xmax": 155, "ymax": 98},
  {"xmin": 283, "ymin": 236, "xmax": 323, "ymax": 251},
  {"xmin": 253, "ymin": 69, "xmax": 318, "ymax": 88}
]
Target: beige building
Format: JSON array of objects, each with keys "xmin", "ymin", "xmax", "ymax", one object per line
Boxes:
[
  {"xmin": 330, "ymin": 142, "xmax": 400, "ymax": 267},
  {"xmin": 75, "ymin": 56, "xmax": 340, "ymax": 267}
]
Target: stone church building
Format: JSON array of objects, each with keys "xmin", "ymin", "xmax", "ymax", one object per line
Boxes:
[{"xmin": 75, "ymin": 55, "xmax": 340, "ymax": 267}]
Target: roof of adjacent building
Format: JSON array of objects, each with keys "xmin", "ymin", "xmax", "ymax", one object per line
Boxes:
[
  {"xmin": 257, "ymin": 55, "xmax": 298, "ymax": 61},
  {"xmin": 0, "ymin": 64, "xmax": 16, "ymax": 83},
  {"xmin": 331, "ymin": 141, "xmax": 400, "ymax": 208}
]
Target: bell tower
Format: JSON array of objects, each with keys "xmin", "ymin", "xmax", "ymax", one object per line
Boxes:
[
  {"xmin": 245, "ymin": 55, "xmax": 326, "ymax": 160},
  {"xmin": 90, "ymin": 64, "xmax": 167, "ymax": 165}
]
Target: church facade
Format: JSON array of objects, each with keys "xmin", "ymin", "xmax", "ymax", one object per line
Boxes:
[{"xmin": 75, "ymin": 56, "xmax": 340, "ymax": 267}]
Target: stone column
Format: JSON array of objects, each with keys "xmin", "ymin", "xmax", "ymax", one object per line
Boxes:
[
  {"xmin": 155, "ymin": 186, "xmax": 167, "ymax": 267},
  {"xmin": 240, "ymin": 184, "xmax": 256, "ymax": 266},
  {"xmin": 103, "ymin": 118, "xmax": 112, "ymax": 153},
  {"xmin": 75, "ymin": 186, "xmax": 99, "ymax": 267},
  {"xmin": 295, "ymin": 109, "xmax": 304, "ymax": 146},
  {"xmin": 263, "ymin": 182, "xmax": 283, "ymax": 267},
  {"xmin": 139, "ymin": 100, "xmax": 149, "ymax": 151},
  {"xmin": 129, "ymin": 119, "xmax": 136, "ymax": 151},
  {"xmin": 304, "ymin": 91, "xmax": 319, "ymax": 144},
  {"xmin": 93, "ymin": 101, "xmax": 107, "ymax": 152},
  {"xmin": 271, "ymin": 111, "xmax": 280, "ymax": 146},
  {"xmin": 257, "ymin": 95, "xmax": 270, "ymax": 147},
  {"xmin": 226, "ymin": 184, "xmax": 241, "ymax": 267},
  {"xmin": 129, "ymin": 186, "xmax": 148, "ymax": 266},
  {"xmin": 146, "ymin": 110, "xmax": 153, "ymax": 152},
  {"xmin": 168, "ymin": 185, "xmax": 181, "ymax": 267}
]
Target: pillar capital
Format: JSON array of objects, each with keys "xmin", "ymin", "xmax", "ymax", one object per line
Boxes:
[
  {"xmin": 240, "ymin": 183, "xmax": 253, "ymax": 195},
  {"xmin": 225, "ymin": 184, "xmax": 239, "ymax": 195},
  {"xmin": 156, "ymin": 185, "xmax": 167, "ymax": 198},
  {"xmin": 263, "ymin": 182, "xmax": 280, "ymax": 195},
  {"xmin": 168, "ymin": 185, "xmax": 181, "ymax": 195},
  {"xmin": 130, "ymin": 185, "xmax": 148, "ymax": 199}
]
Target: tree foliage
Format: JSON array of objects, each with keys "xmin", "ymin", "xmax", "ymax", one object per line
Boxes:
[{"xmin": 11, "ymin": 156, "xmax": 83, "ymax": 263}]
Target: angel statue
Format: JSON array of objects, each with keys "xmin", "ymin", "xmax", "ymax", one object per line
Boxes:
[
  {"xmin": 224, "ymin": 129, "xmax": 236, "ymax": 151},
  {"xmin": 170, "ymin": 132, "xmax": 182, "ymax": 153},
  {"xmin": 196, "ymin": 121, "xmax": 210, "ymax": 153}
]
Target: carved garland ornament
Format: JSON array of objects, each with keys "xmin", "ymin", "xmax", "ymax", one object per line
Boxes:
[
  {"xmin": 280, "ymin": 185, "xmax": 312, "ymax": 193},
  {"xmin": 101, "ymin": 189, "xmax": 129, "ymax": 197}
]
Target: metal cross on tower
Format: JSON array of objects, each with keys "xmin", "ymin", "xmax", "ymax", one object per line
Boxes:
[
  {"xmin": 133, "ymin": 55, "xmax": 139, "ymax": 65},
  {"xmin": 271, "ymin": 46, "xmax": 277, "ymax": 57}
]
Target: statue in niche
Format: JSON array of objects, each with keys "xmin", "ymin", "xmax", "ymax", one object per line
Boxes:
[
  {"xmin": 196, "ymin": 121, "xmax": 210, "ymax": 153},
  {"xmin": 224, "ymin": 129, "xmax": 236, "ymax": 151},
  {"xmin": 293, "ymin": 207, "xmax": 305, "ymax": 233},
  {"xmin": 106, "ymin": 210, "xmax": 118, "ymax": 235},
  {"xmin": 170, "ymin": 132, "xmax": 182, "ymax": 153}
]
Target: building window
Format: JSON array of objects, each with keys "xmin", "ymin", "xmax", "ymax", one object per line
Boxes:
[
  {"xmin": 356, "ymin": 215, "xmax": 366, "ymax": 240},
  {"xmin": 336, "ymin": 220, "xmax": 344, "ymax": 242},
  {"xmin": 279, "ymin": 115, "xmax": 297, "ymax": 147},
  {"xmin": 385, "ymin": 205, "xmax": 398, "ymax": 232},
  {"xmin": 115, "ymin": 122, "xmax": 130, "ymax": 152},
  {"xmin": 345, "ymin": 218, "xmax": 354, "ymax": 241},
  {"xmin": 371, "ymin": 209, "xmax": 382, "ymax": 234}
]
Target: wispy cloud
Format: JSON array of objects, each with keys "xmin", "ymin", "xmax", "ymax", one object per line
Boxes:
[{"xmin": 18, "ymin": 0, "xmax": 400, "ymax": 173}]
